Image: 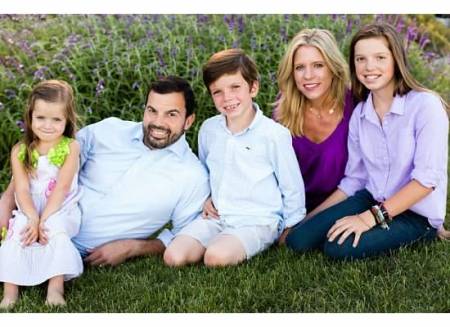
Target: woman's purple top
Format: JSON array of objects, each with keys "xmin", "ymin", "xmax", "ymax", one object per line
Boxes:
[{"xmin": 292, "ymin": 91, "xmax": 354, "ymax": 212}]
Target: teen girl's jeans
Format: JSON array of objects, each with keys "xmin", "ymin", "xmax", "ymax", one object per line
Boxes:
[{"xmin": 285, "ymin": 189, "xmax": 437, "ymax": 260}]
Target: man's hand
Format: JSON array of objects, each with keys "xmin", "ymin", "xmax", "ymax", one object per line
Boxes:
[{"xmin": 84, "ymin": 239, "xmax": 136, "ymax": 267}]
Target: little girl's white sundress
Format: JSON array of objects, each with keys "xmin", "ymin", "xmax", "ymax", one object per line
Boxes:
[{"xmin": 0, "ymin": 137, "xmax": 83, "ymax": 285}]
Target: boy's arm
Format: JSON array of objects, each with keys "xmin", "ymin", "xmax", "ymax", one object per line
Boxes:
[
  {"xmin": 272, "ymin": 130, "xmax": 306, "ymax": 229},
  {"xmin": 40, "ymin": 140, "xmax": 80, "ymax": 222}
]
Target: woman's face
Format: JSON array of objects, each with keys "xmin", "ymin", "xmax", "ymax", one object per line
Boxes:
[{"xmin": 293, "ymin": 45, "xmax": 333, "ymax": 106}]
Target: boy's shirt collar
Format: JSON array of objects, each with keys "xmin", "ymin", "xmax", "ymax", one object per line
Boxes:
[{"xmin": 219, "ymin": 102, "xmax": 263, "ymax": 135}]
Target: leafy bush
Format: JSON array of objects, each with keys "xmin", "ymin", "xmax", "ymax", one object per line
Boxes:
[{"xmin": 0, "ymin": 14, "xmax": 449, "ymax": 190}]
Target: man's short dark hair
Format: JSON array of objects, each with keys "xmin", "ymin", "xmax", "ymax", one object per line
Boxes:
[{"xmin": 147, "ymin": 76, "xmax": 196, "ymax": 117}]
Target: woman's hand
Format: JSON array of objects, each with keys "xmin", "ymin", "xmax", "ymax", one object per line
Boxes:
[
  {"xmin": 20, "ymin": 216, "xmax": 39, "ymax": 246},
  {"xmin": 327, "ymin": 210, "xmax": 376, "ymax": 248},
  {"xmin": 202, "ymin": 197, "xmax": 219, "ymax": 219}
]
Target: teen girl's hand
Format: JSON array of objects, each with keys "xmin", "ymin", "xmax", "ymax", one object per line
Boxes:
[
  {"xmin": 20, "ymin": 216, "xmax": 39, "ymax": 246},
  {"xmin": 327, "ymin": 210, "xmax": 376, "ymax": 248},
  {"xmin": 202, "ymin": 197, "xmax": 219, "ymax": 219}
]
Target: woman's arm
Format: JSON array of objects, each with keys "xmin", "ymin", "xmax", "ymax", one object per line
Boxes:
[{"xmin": 307, "ymin": 189, "xmax": 348, "ymax": 219}]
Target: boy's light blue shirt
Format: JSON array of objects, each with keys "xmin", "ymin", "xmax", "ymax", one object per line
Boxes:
[
  {"xmin": 72, "ymin": 117, "xmax": 209, "ymax": 254},
  {"xmin": 198, "ymin": 103, "xmax": 306, "ymax": 230}
]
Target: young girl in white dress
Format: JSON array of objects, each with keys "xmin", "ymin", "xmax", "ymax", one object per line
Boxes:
[{"xmin": 0, "ymin": 80, "xmax": 83, "ymax": 308}]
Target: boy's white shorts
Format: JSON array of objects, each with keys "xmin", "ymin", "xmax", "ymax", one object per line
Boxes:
[{"xmin": 177, "ymin": 217, "xmax": 280, "ymax": 259}]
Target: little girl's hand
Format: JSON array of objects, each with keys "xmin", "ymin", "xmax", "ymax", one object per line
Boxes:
[
  {"xmin": 20, "ymin": 217, "xmax": 39, "ymax": 246},
  {"xmin": 38, "ymin": 220, "xmax": 49, "ymax": 245}
]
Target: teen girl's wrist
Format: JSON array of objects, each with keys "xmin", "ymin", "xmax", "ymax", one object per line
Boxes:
[{"xmin": 359, "ymin": 210, "xmax": 377, "ymax": 228}]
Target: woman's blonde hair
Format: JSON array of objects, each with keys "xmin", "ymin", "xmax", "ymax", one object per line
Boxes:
[{"xmin": 276, "ymin": 28, "xmax": 349, "ymax": 137}]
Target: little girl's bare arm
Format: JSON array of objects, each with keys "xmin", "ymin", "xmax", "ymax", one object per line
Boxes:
[{"xmin": 40, "ymin": 140, "xmax": 80, "ymax": 222}]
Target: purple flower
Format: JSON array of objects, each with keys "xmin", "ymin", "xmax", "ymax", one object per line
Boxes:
[
  {"xmin": 67, "ymin": 34, "xmax": 80, "ymax": 46},
  {"xmin": 132, "ymin": 81, "xmax": 140, "ymax": 90},
  {"xmin": 95, "ymin": 79, "xmax": 105, "ymax": 97},
  {"xmin": 196, "ymin": 15, "xmax": 209, "ymax": 25},
  {"xmin": 237, "ymin": 16, "xmax": 244, "ymax": 33},
  {"xmin": 419, "ymin": 33, "xmax": 430, "ymax": 49},
  {"xmin": 5, "ymin": 89, "xmax": 16, "ymax": 100},
  {"xmin": 16, "ymin": 120, "xmax": 25, "ymax": 132},
  {"xmin": 406, "ymin": 25, "xmax": 418, "ymax": 46},
  {"xmin": 346, "ymin": 19, "xmax": 353, "ymax": 34},
  {"xmin": 375, "ymin": 14, "xmax": 384, "ymax": 23},
  {"xmin": 395, "ymin": 16, "xmax": 405, "ymax": 33},
  {"xmin": 250, "ymin": 37, "xmax": 257, "ymax": 50},
  {"xmin": 170, "ymin": 47, "xmax": 178, "ymax": 57},
  {"xmin": 224, "ymin": 15, "xmax": 235, "ymax": 32},
  {"xmin": 280, "ymin": 27, "xmax": 287, "ymax": 42},
  {"xmin": 33, "ymin": 66, "xmax": 49, "ymax": 81},
  {"xmin": 156, "ymin": 48, "xmax": 165, "ymax": 67},
  {"xmin": 268, "ymin": 72, "xmax": 276, "ymax": 83},
  {"xmin": 186, "ymin": 47, "xmax": 193, "ymax": 60},
  {"xmin": 17, "ymin": 40, "xmax": 34, "ymax": 57},
  {"xmin": 424, "ymin": 51, "xmax": 437, "ymax": 61}
]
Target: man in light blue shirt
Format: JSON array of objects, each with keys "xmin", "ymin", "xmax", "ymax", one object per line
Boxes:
[{"xmin": 0, "ymin": 76, "xmax": 209, "ymax": 266}]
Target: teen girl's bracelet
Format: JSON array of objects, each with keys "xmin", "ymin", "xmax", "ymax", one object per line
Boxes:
[
  {"xmin": 378, "ymin": 202, "xmax": 392, "ymax": 222},
  {"xmin": 370, "ymin": 205, "xmax": 390, "ymax": 230}
]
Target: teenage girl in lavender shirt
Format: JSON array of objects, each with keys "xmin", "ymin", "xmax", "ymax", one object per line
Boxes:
[
  {"xmin": 286, "ymin": 23, "xmax": 449, "ymax": 260},
  {"xmin": 274, "ymin": 29, "xmax": 353, "ymax": 243}
]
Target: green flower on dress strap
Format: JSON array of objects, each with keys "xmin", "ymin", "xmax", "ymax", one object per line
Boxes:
[
  {"xmin": 17, "ymin": 143, "xmax": 40, "ymax": 169},
  {"xmin": 47, "ymin": 136, "xmax": 73, "ymax": 167}
]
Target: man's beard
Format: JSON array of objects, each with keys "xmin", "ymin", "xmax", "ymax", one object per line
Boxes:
[{"xmin": 143, "ymin": 124, "xmax": 184, "ymax": 149}]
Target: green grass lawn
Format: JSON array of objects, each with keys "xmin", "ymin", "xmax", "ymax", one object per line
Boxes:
[{"xmin": 2, "ymin": 239, "xmax": 449, "ymax": 313}]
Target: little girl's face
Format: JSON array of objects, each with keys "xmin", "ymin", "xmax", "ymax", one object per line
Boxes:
[
  {"xmin": 31, "ymin": 99, "xmax": 67, "ymax": 144},
  {"xmin": 354, "ymin": 36, "xmax": 395, "ymax": 94}
]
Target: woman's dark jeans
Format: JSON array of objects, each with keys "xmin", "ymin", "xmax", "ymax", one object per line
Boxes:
[{"xmin": 286, "ymin": 189, "xmax": 437, "ymax": 260}]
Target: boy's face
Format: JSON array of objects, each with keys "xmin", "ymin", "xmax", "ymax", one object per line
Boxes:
[{"xmin": 208, "ymin": 71, "xmax": 259, "ymax": 122}]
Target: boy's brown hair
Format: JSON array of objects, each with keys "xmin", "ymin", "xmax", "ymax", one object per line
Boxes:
[{"xmin": 202, "ymin": 48, "xmax": 259, "ymax": 91}]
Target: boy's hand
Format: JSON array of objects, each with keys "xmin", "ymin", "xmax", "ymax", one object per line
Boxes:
[{"xmin": 202, "ymin": 197, "xmax": 219, "ymax": 219}]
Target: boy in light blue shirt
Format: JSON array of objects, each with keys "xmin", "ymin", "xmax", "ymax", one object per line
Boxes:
[{"xmin": 164, "ymin": 49, "xmax": 306, "ymax": 267}]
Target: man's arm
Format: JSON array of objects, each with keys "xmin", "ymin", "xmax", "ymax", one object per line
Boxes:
[
  {"xmin": 84, "ymin": 238, "xmax": 166, "ymax": 267},
  {"xmin": 0, "ymin": 180, "xmax": 16, "ymax": 229}
]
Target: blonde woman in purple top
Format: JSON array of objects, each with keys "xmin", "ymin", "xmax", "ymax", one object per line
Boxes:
[
  {"xmin": 274, "ymin": 29, "xmax": 352, "ymax": 243},
  {"xmin": 286, "ymin": 23, "xmax": 449, "ymax": 260}
]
